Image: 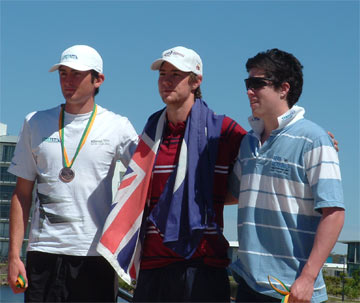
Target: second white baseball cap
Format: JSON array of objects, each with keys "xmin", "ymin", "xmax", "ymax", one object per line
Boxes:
[{"xmin": 151, "ymin": 46, "xmax": 203, "ymax": 75}]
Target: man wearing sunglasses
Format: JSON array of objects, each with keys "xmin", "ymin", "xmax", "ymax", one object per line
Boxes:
[{"xmin": 228, "ymin": 49, "xmax": 345, "ymax": 303}]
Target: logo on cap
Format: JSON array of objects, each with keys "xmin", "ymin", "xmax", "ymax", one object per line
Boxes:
[
  {"xmin": 164, "ymin": 50, "xmax": 185, "ymax": 58},
  {"xmin": 62, "ymin": 54, "xmax": 78, "ymax": 61}
]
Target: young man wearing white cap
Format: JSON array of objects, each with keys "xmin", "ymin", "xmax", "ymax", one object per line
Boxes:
[
  {"xmin": 7, "ymin": 45, "xmax": 138, "ymax": 302},
  {"xmin": 98, "ymin": 46, "xmax": 247, "ymax": 302}
]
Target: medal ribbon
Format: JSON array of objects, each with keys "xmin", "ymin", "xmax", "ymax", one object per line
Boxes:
[
  {"xmin": 268, "ymin": 275, "xmax": 290, "ymax": 303},
  {"xmin": 59, "ymin": 103, "xmax": 97, "ymax": 168}
]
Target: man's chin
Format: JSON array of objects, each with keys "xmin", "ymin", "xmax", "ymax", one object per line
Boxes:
[
  {"xmin": 161, "ymin": 97, "xmax": 173, "ymax": 105},
  {"xmin": 63, "ymin": 93, "xmax": 75, "ymax": 101}
]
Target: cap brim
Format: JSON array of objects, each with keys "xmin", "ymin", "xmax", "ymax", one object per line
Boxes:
[
  {"xmin": 150, "ymin": 58, "xmax": 193, "ymax": 73},
  {"xmin": 150, "ymin": 59, "xmax": 164, "ymax": 71},
  {"xmin": 48, "ymin": 62, "xmax": 93, "ymax": 73},
  {"xmin": 49, "ymin": 64, "xmax": 61, "ymax": 72}
]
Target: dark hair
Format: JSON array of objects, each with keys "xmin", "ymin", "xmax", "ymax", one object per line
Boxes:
[
  {"xmin": 189, "ymin": 72, "xmax": 202, "ymax": 99},
  {"xmin": 246, "ymin": 48, "xmax": 303, "ymax": 107},
  {"xmin": 91, "ymin": 70, "xmax": 100, "ymax": 96}
]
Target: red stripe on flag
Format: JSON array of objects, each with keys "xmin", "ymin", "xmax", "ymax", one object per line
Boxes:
[
  {"xmin": 130, "ymin": 263, "xmax": 137, "ymax": 280},
  {"xmin": 119, "ymin": 175, "xmax": 136, "ymax": 190},
  {"xmin": 100, "ymin": 139, "xmax": 155, "ymax": 253}
]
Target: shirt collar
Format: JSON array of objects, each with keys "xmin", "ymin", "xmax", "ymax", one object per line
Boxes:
[{"xmin": 248, "ymin": 105, "xmax": 305, "ymax": 136}]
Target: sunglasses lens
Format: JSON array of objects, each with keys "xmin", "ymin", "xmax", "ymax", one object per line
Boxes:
[{"xmin": 245, "ymin": 78, "xmax": 268, "ymax": 90}]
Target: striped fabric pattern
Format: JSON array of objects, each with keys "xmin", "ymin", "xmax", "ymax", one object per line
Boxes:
[
  {"xmin": 229, "ymin": 106, "xmax": 344, "ymax": 303},
  {"xmin": 97, "ymin": 99, "xmax": 225, "ymax": 286},
  {"xmin": 147, "ymin": 99, "xmax": 224, "ymax": 259},
  {"xmin": 140, "ymin": 116, "xmax": 246, "ymax": 270}
]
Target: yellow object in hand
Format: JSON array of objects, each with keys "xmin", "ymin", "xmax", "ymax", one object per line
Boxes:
[{"xmin": 15, "ymin": 274, "xmax": 26, "ymax": 288}]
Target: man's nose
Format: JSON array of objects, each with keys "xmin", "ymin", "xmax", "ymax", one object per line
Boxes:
[
  {"xmin": 62, "ymin": 75, "xmax": 74, "ymax": 86},
  {"xmin": 161, "ymin": 76, "xmax": 172, "ymax": 87},
  {"xmin": 247, "ymin": 87, "xmax": 255, "ymax": 97}
]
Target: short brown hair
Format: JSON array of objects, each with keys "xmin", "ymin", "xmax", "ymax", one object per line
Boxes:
[{"xmin": 189, "ymin": 72, "xmax": 202, "ymax": 99}]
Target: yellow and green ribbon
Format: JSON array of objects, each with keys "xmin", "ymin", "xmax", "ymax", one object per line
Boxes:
[
  {"xmin": 58, "ymin": 103, "xmax": 97, "ymax": 168},
  {"xmin": 268, "ymin": 275, "xmax": 290, "ymax": 303}
]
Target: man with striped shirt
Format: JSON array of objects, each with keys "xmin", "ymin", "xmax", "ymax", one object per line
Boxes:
[
  {"xmin": 131, "ymin": 46, "xmax": 247, "ymax": 302},
  {"xmin": 228, "ymin": 49, "xmax": 345, "ymax": 303}
]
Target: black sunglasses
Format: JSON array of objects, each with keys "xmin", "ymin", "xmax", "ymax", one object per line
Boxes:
[{"xmin": 244, "ymin": 77, "xmax": 274, "ymax": 90}]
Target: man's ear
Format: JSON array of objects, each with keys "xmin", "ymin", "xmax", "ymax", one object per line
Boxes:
[
  {"xmin": 94, "ymin": 73, "xmax": 105, "ymax": 88},
  {"xmin": 191, "ymin": 74, "xmax": 202, "ymax": 90},
  {"xmin": 280, "ymin": 82, "xmax": 290, "ymax": 99}
]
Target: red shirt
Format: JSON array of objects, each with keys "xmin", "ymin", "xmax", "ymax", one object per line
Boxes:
[{"xmin": 141, "ymin": 116, "xmax": 246, "ymax": 269}]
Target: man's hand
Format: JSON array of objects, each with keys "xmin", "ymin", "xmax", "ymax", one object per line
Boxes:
[
  {"xmin": 328, "ymin": 131, "xmax": 339, "ymax": 152},
  {"xmin": 288, "ymin": 273, "xmax": 315, "ymax": 303},
  {"xmin": 8, "ymin": 257, "xmax": 28, "ymax": 293}
]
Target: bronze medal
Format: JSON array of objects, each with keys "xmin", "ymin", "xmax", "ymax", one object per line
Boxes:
[{"xmin": 59, "ymin": 167, "xmax": 75, "ymax": 183}]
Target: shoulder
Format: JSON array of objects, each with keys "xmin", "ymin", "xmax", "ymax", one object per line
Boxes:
[
  {"xmin": 96, "ymin": 105, "xmax": 134, "ymax": 127},
  {"xmin": 24, "ymin": 105, "xmax": 61, "ymax": 126},
  {"xmin": 221, "ymin": 116, "xmax": 247, "ymax": 140},
  {"xmin": 217, "ymin": 116, "xmax": 247, "ymax": 159},
  {"xmin": 147, "ymin": 108, "xmax": 166, "ymax": 123},
  {"xmin": 96, "ymin": 106, "xmax": 138, "ymax": 141},
  {"xmin": 289, "ymin": 118, "xmax": 333, "ymax": 147},
  {"xmin": 142, "ymin": 108, "xmax": 166, "ymax": 133},
  {"xmin": 291, "ymin": 119, "xmax": 327, "ymax": 136}
]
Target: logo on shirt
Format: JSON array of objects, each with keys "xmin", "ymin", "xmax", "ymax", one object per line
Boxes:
[
  {"xmin": 43, "ymin": 137, "xmax": 60, "ymax": 143},
  {"xmin": 270, "ymin": 155, "xmax": 290, "ymax": 176},
  {"xmin": 281, "ymin": 109, "xmax": 296, "ymax": 121},
  {"xmin": 91, "ymin": 139, "xmax": 110, "ymax": 145}
]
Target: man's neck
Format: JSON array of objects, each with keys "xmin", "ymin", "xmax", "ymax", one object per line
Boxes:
[
  {"xmin": 166, "ymin": 99, "xmax": 195, "ymax": 124},
  {"xmin": 260, "ymin": 107, "xmax": 289, "ymax": 144},
  {"xmin": 64, "ymin": 99, "xmax": 95, "ymax": 114}
]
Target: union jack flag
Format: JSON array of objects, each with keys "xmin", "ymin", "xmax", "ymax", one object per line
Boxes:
[{"xmin": 97, "ymin": 110, "xmax": 166, "ymax": 286}]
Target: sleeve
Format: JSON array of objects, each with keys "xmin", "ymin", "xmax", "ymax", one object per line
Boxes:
[
  {"xmin": 221, "ymin": 117, "xmax": 247, "ymax": 200},
  {"xmin": 227, "ymin": 153, "xmax": 242, "ymax": 200},
  {"xmin": 221, "ymin": 116, "xmax": 247, "ymax": 168},
  {"xmin": 228, "ymin": 119, "xmax": 247, "ymax": 169},
  {"xmin": 7, "ymin": 116, "xmax": 38, "ymax": 181},
  {"xmin": 304, "ymin": 134, "xmax": 345, "ymax": 210},
  {"xmin": 116, "ymin": 117, "xmax": 139, "ymax": 168}
]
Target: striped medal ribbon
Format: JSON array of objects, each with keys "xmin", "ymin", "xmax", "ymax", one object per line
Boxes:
[{"xmin": 58, "ymin": 103, "xmax": 97, "ymax": 183}]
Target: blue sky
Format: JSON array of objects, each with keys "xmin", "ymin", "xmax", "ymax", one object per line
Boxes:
[{"xmin": 1, "ymin": 0, "xmax": 359, "ymax": 254}]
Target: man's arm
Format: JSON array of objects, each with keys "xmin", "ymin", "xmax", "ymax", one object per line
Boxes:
[
  {"xmin": 7, "ymin": 177, "xmax": 35, "ymax": 293},
  {"xmin": 289, "ymin": 207, "xmax": 345, "ymax": 303}
]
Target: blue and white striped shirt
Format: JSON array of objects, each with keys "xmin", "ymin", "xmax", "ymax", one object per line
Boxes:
[{"xmin": 229, "ymin": 106, "xmax": 344, "ymax": 303}]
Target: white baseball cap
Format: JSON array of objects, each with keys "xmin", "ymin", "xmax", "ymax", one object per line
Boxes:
[
  {"xmin": 151, "ymin": 46, "xmax": 203, "ymax": 75},
  {"xmin": 49, "ymin": 45, "xmax": 103, "ymax": 73}
]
